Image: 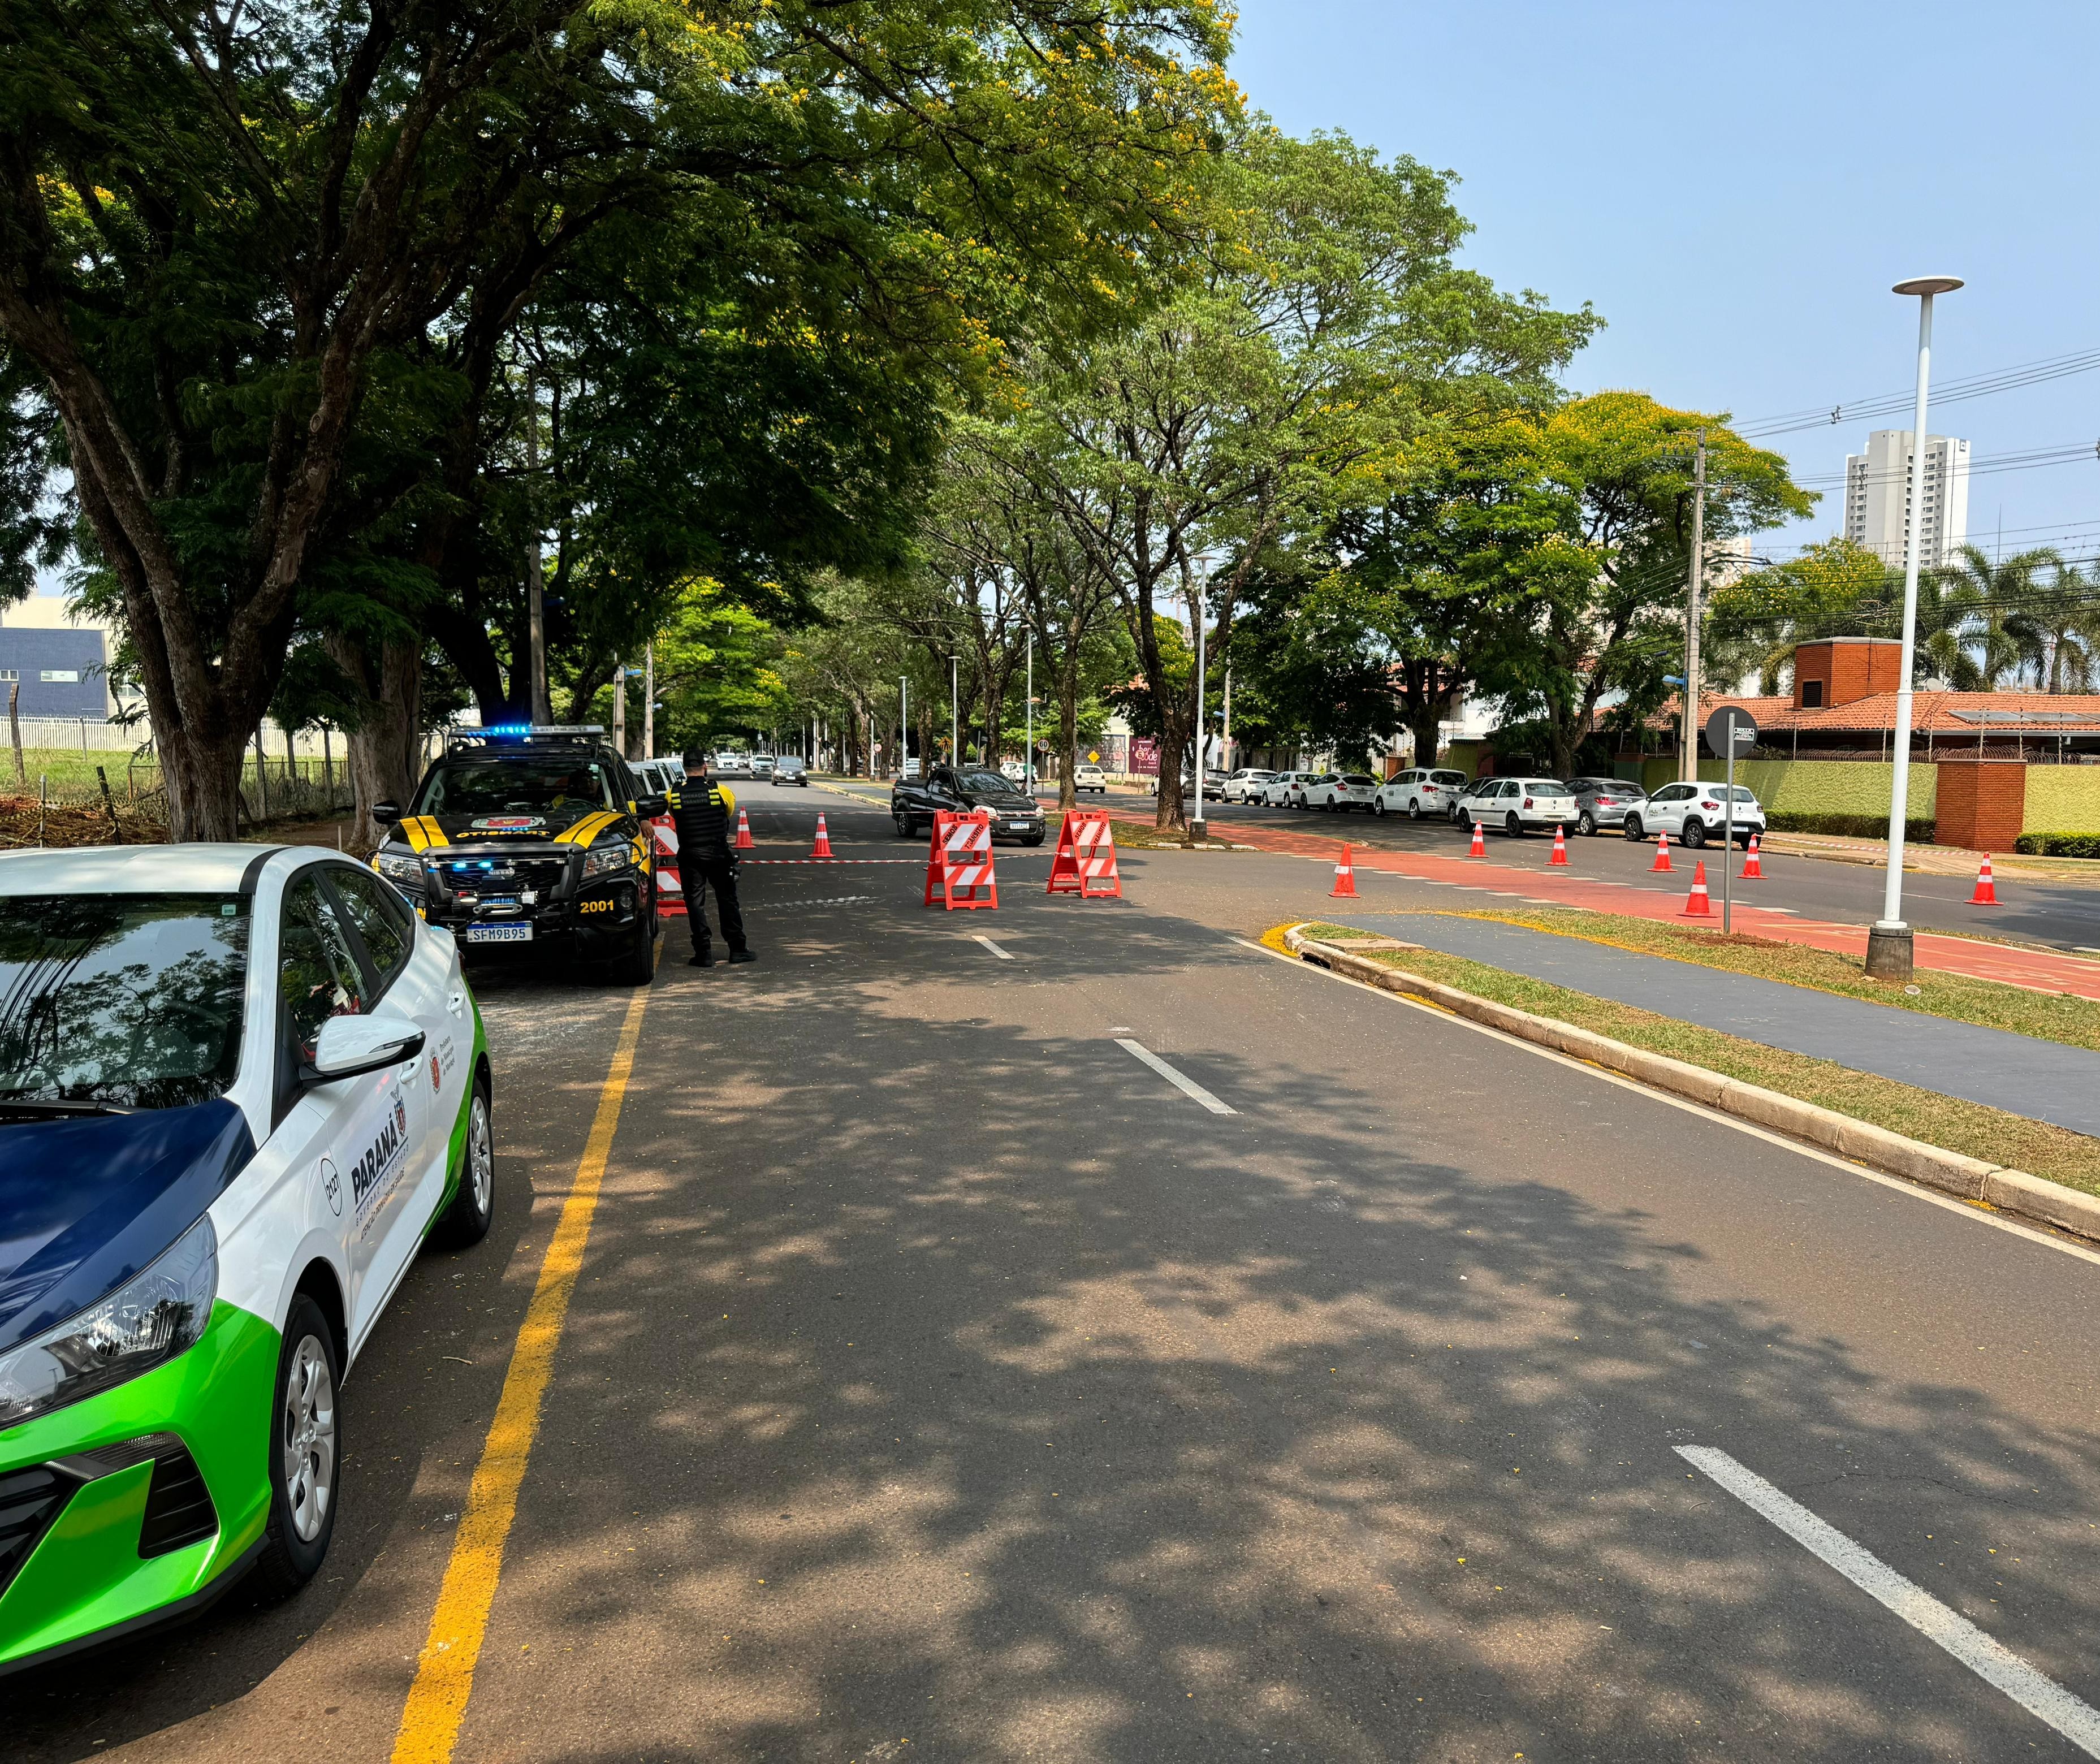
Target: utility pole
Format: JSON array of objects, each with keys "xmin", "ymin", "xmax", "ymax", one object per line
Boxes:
[
  {"xmin": 1024, "ymin": 631, "xmax": 1033, "ymax": 791},
  {"xmin": 610, "ymin": 660, "xmax": 626, "ymax": 756},
  {"xmin": 1679, "ymin": 429, "xmax": 1707, "ymax": 782},
  {"xmin": 1222, "ymin": 666, "xmax": 1232, "ymax": 775},
  {"xmin": 950, "ymin": 656, "xmax": 958, "ymax": 764},
  {"xmin": 524, "ymin": 373, "xmax": 550, "ymax": 725},
  {"xmin": 900, "ymin": 677, "xmax": 908, "ymax": 777},
  {"xmin": 642, "ymin": 642, "xmax": 654, "ymax": 760},
  {"xmin": 1190, "ymin": 587, "xmax": 1207, "ymax": 842}
]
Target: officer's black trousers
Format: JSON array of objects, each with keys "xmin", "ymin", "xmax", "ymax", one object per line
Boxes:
[{"xmin": 688, "ymin": 855, "xmax": 747, "ymax": 953}]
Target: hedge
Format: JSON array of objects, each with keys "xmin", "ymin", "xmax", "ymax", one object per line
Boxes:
[
  {"xmin": 2014, "ymin": 831, "xmax": 2100, "ymax": 859},
  {"xmin": 1765, "ymin": 811, "xmax": 1937, "ymax": 842}
]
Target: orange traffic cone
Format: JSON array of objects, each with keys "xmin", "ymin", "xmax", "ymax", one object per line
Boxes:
[
  {"xmin": 1740, "ymin": 832, "xmax": 1763, "ymax": 880},
  {"xmin": 1969, "ymin": 853, "xmax": 1998, "ymax": 905},
  {"xmin": 1467, "ymin": 819, "xmax": 1486, "ymax": 858},
  {"xmin": 1550, "ymin": 824, "xmax": 1570, "ymax": 866},
  {"xmin": 811, "ymin": 812, "xmax": 834, "ymax": 858},
  {"xmin": 1330, "ymin": 842, "xmax": 1359, "ymax": 899},
  {"xmin": 1649, "ymin": 829, "xmax": 1674, "ymax": 874},
  {"xmin": 734, "ymin": 806, "xmax": 753, "ymax": 850},
  {"xmin": 1680, "ymin": 858, "xmax": 1712, "ymax": 917}
]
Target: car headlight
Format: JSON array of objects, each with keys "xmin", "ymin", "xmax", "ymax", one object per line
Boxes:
[
  {"xmin": 374, "ymin": 850, "xmax": 425, "ymax": 889},
  {"xmin": 582, "ymin": 841, "xmax": 633, "ymax": 879},
  {"xmin": 0, "ymin": 1215, "xmax": 218, "ymax": 1428}
]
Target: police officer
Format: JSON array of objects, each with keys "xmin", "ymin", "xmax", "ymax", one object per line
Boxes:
[{"xmin": 668, "ymin": 750, "xmax": 753, "ymax": 967}]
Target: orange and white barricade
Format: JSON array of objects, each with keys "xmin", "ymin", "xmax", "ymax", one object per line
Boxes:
[
  {"xmin": 651, "ymin": 816, "xmax": 686, "ymax": 917},
  {"xmin": 1045, "ymin": 811, "xmax": 1122, "ymax": 899},
  {"xmin": 924, "ymin": 810, "xmax": 999, "ymax": 910}
]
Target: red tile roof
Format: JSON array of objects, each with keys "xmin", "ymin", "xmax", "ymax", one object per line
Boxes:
[{"xmin": 1702, "ymin": 691, "xmax": 2100, "ymax": 735}]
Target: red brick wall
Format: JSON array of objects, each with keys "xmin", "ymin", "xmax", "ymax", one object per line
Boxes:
[
  {"xmin": 1935, "ymin": 760, "xmax": 2025, "ymax": 851},
  {"xmin": 1795, "ymin": 639, "xmax": 1903, "ymax": 708}
]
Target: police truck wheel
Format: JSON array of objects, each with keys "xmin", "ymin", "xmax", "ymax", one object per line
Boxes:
[
  {"xmin": 610, "ymin": 894, "xmax": 655, "ymax": 985},
  {"xmin": 894, "ymin": 811, "xmax": 915, "ymax": 838},
  {"xmin": 252, "ymin": 1295, "xmax": 339, "ymax": 1601},
  {"xmin": 430, "ymin": 1075, "xmax": 496, "ymax": 1250}
]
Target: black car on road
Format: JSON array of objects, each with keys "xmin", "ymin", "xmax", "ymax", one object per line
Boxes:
[{"xmin": 892, "ymin": 764, "xmax": 1048, "ymax": 844}]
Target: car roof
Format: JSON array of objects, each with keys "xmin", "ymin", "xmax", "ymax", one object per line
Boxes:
[{"xmin": 0, "ymin": 842, "xmax": 282, "ymax": 894}]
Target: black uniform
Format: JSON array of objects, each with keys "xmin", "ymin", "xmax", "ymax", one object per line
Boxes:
[{"xmin": 667, "ymin": 777, "xmax": 747, "ymax": 958}]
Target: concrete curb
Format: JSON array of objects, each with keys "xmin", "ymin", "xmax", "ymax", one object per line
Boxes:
[{"xmin": 1280, "ymin": 926, "xmax": 2100, "ymax": 1246}]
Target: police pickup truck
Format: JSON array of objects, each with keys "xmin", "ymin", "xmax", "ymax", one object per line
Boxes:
[
  {"xmin": 370, "ymin": 726, "xmax": 664, "ymax": 983},
  {"xmin": 891, "ymin": 763, "xmax": 1047, "ymax": 844}
]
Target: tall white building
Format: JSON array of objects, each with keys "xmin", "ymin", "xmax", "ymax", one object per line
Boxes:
[{"xmin": 1844, "ymin": 429, "xmax": 1969, "ymax": 569}]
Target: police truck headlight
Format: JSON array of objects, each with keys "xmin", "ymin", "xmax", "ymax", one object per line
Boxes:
[
  {"xmin": 0, "ymin": 1215, "xmax": 218, "ymax": 1427},
  {"xmin": 374, "ymin": 850, "xmax": 425, "ymax": 890},
  {"xmin": 582, "ymin": 841, "xmax": 633, "ymax": 879}
]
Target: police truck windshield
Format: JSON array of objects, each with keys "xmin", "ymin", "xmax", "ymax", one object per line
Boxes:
[{"xmin": 414, "ymin": 760, "xmax": 615, "ymax": 817}]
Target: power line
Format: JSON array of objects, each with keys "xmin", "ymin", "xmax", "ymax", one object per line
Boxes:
[
  {"xmin": 1735, "ymin": 347, "xmax": 2100, "ymax": 440},
  {"xmin": 1793, "ymin": 440, "xmax": 2100, "ymax": 490}
]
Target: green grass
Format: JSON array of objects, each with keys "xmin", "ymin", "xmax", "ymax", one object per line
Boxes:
[
  {"xmin": 1295, "ymin": 922, "xmax": 2100, "ymax": 1197},
  {"xmin": 1434, "ymin": 904, "xmax": 2100, "ymax": 1053}
]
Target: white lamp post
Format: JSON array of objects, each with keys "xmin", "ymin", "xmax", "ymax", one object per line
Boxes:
[{"xmin": 1866, "ymin": 274, "xmax": 1964, "ymax": 983}]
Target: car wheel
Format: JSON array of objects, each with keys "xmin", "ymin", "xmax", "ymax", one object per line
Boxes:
[
  {"xmin": 1680, "ymin": 818, "xmax": 1706, "ymax": 849},
  {"xmin": 1506, "ymin": 812, "xmax": 1523, "ymax": 837},
  {"xmin": 1577, "ymin": 810, "xmax": 1597, "ymax": 836},
  {"xmin": 893, "ymin": 810, "xmax": 915, "ymax": 838},
  {"xmin": 608, "ymin": 886, "xmax": 655, "ymax": 985},
  {"xmin": 431, "ymin": 1074, "xmax": 496, "ymax": 1250},
  {"xmin": 1458, "ymin": 811, "xmax": 1471, "ymax": 834},
  {"xmin": 252, "ymin": 1294, "xmax": 340, "ymax": 1601},
  {"xmin": 1025, "ymin": 829, "xmax": 1046, "ymax": 847},
  {"xmin": 1623, "ymin": 815, "xmax": 1644, "ymax": 841},
  {"xmin": 1373, "ymin": 797, "xmax": 1386, "ymax": 816},
  {"xmin": 1408, "ymin": 799, "xmax": 1423, "ymax": 820}
]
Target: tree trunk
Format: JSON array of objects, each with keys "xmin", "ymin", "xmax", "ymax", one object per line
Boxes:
[
  {"xmin": 330, "ymin": 632, "xmax": 425, "ymax": 851},
  {"xmin": 1056, "ymin": 654, "xmax": 1081, "ymax": 811},
  {"xmin": 158, "ymin": 723, "xmax": 252, "ymax": 842},
  {"xmin": 1407, "ymin": 709, "xmax": 1444, "ymax": 772}
]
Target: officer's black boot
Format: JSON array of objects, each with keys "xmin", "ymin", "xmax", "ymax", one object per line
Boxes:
[
  {"xmin": 689, "ymin": 944, "xmax": 715, "ymax": 968},
  {"xmin": 728, "ymin": 948, "xmax": 755, "ymax": 965}
]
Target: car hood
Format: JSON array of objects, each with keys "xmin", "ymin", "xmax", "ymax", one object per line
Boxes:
[
  {"xmin": 386, "ymin": 807, "xmax": 627, "ymax": 852},
  {"xmin": 0, "ymin": 1099, "xmax": 254, "ymax": 1355},
  {"xmin": 961, "ymin": 790, "xmax": 1040, "ymax": 813}
]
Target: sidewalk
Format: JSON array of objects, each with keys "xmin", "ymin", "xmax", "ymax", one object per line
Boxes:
[
  {"xmin": 1101, "ymin": 805, "xmax": 2100, "ymax": 1001},
  {"xmin": 1323, "ymin": 910, "xmax": 2100, "ymax": 1138}
]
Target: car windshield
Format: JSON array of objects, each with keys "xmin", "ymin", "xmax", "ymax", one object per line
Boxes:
[
  {"xmin": 415, "ymin": 759, "xmax": 613, "ymax": 817},
  {"xmin": 1431, "ymin": 771, "xmax": 1466, "ymax": 787},
  {"xmin": 1343, "ymin": 775, "xmax": 1378, "ymax": 786},
  {"xmin": 960, "ymin": 771, "xmax": 1016, "ymax": 793},
  {"xmin": 1714, "ymin": 785, "xmax": 1757, "ymax": 802},
  {"xmin": 0, "ymin": 893, "xmax": 249, "ymax": 1110},
  {"xmin": 1526, "ymin": 780, "xmax": 1572, "ymax": 795}
]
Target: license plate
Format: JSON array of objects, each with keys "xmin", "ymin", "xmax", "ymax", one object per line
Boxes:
[{"xmin": 463, "ymin": 923, "xmax": 532, "ymax": 944}]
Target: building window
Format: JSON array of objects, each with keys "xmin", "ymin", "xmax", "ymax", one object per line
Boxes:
[
  {"xmin": 0, "ymin": 670, "xmax": 15, "ymax": 682},
  {"xmin": 39, "ymin": 669, "xmax": 79, "ymax": 682},
  {"xmin": 1800, "ymin": 680, "xmax": 1825, "ymax": 708}
]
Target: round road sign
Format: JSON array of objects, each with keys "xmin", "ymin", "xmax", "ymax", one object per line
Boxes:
[{"xmin": 1704, "ymin": 706, "xmax": 1758, "ymax": 759}]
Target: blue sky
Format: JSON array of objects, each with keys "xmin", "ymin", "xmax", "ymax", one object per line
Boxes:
[{"xmin": 1229, "ymin": 0, "xmax": 2100, "ymax": 567}]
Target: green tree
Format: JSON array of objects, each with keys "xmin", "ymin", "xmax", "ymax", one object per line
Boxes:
[
  {"xmin": 0, "ymin": 0, "xmax": 1237, "ymax": 837},
  {"xmin": 1035, "ymin": 127, "xmax": 1595, "ymax": 828}
]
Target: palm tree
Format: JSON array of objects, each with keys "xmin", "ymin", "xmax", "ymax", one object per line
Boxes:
[
  {"xmin": 1923, "ymin": 544, "xmax": 2062, "ymax": 687},
  {"xmin": 2005, "ymin": 556, "xmax": 2100, "ymax": 693}
]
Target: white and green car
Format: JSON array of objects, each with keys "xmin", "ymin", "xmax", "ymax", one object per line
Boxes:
[{"xmin": 0, "ymin": 843, "xmax": 494, "ymax": 1674}]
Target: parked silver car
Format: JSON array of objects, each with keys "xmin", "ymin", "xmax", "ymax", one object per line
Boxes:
[{"xmin": 1570, "ymin": 775, "xmax": 1646, "ymax": 836}]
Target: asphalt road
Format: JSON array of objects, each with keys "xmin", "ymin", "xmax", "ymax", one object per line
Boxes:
[
  {"xmin": 1163, "ymin": 791, "xmax": 2100, "ymax": 952},
  {"xmin": 15, "ymin": 780, "xmax": 2100, "ymax": 1762}
]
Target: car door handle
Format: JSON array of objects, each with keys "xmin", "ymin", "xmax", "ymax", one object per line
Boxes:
[{"xmin": 447, "ymin": 988, "xmax": 466, "ymax": 1018}]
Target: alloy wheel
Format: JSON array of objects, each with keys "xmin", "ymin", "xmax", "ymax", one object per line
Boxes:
[{"xmin": 281, "ymin": 1337, "xmax": 337, "ymax": 1545}]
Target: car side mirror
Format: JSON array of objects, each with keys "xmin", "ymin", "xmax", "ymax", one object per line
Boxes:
[
  {"xmin": 637, "ymin": 793, "xmax": 668, "ymax": 818},
  {"xmin": 372, "ymin": 801, "xmax": 404, "ymax": 825},
  {"xmin": 307, "ymin": 1011, "xmax": 425, "ymax": 1084}
]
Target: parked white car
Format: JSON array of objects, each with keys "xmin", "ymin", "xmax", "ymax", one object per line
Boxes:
[
  {"xmin": 1376, "ymin": 767, "xmax": 1468, "ymax": 819},
  {"xmin": 1456, "ymin": 776, "xmax": 1579, "ymax": 836},
  {"xmin": 1307, "ymin": 772, "xmax": 1380, "ymax": 812},
  {"xmin": 1220, "ymin": 768, "xmax": 1276, "ymax": 803},
  {"xmin": 1263, "ymin": 771, "xmax": 1321, "ymax": 808},
  {"xmin": 1071, "ymin": 762, "xmax": 1108, "ymax": 794},
  {"xmin": 1623, "ymin": 781, "xmax": 1765, "ymax": 848}
]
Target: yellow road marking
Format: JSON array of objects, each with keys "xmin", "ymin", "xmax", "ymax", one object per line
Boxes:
[{"xmin": 390, "ymin": 975, "xmax": 655, "ymax": 1764}]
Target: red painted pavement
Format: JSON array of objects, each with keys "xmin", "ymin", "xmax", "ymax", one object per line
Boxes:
[{"xmin": 1108, "ymin": 805, "xmax": 2100, "ymax": 1001}]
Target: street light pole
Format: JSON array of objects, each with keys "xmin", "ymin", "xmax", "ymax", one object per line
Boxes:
[
  {"xmin": 1190, "ymin": 586, "xmax": 1207, "ymax": 842},
  {"xmin": 900, "ymin": 676, "xmax": 908, "ymax": 778},
  {"xmin": 1025, "ymin": 629, "xmax": 1034, "ymax": 794},
  {"xmin": 642, "ymin": 642, "xmax": 654, "ymax": 760},
  {"xmin": 1868, "ymin": 274, "xmax": 1965, "ymax": 983},
  {"xmin": 950, "ymin": 655, "xmax": 958, "ymax": 764},
  {"xmin": 1680, "ymin": 430, "xmax": 1706, "ymax": 782}
]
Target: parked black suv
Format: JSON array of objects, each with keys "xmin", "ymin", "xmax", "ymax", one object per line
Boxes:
[
  {"xmin": 892, "ymin": 763, "xmax": 1048, "ymax": 844},
  {"xmin": 370, "ymin": 725, "xmax": 667, "ymax": 983}
]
